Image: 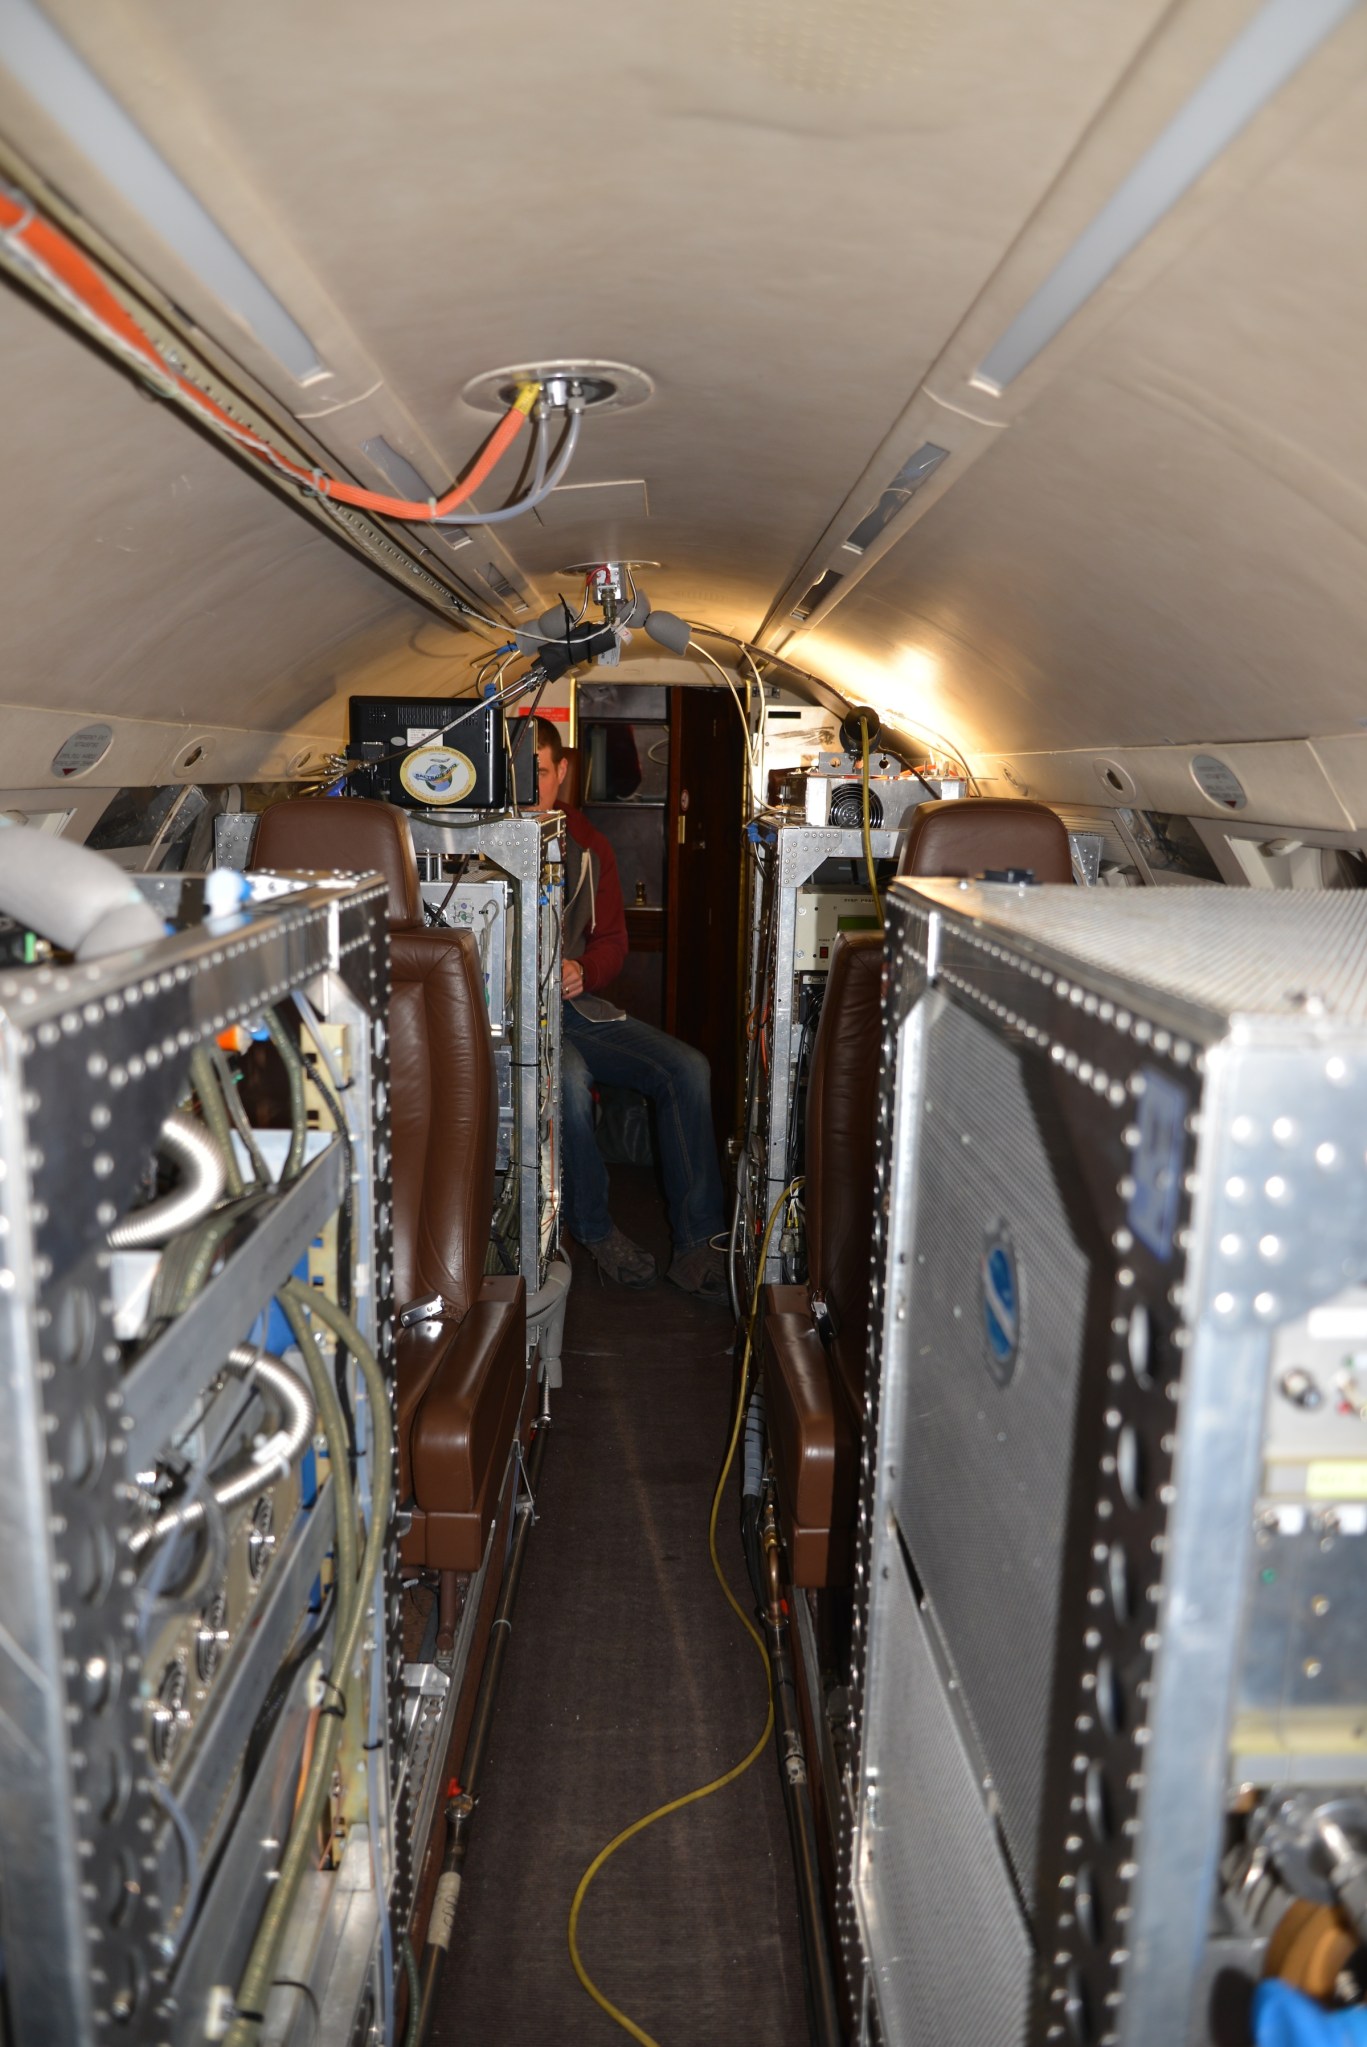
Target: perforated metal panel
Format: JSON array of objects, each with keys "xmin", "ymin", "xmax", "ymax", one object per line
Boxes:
[
  {"xmin": 858, "ymin": 1546, "xmax": 1031, "ymax": 2047},
  {"xmin": 852, "ymin": 882, "xmax": 1367, "ymax": 2047},
  {"xmin": 897, "ymin": 1000, "xmax": 1091, "ymax": 1904},
  {"xmin": 904, "ymin": 880, "xmax": 1367, "ymax": 1025}
]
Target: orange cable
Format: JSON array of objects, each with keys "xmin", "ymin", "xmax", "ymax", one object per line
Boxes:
[{"xmin": 0, "ymin": 187, "xmax": 534, "ymax": 520}]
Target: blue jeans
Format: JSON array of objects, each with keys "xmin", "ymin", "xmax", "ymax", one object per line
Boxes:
[{"xmin": 560, "ymin": 1005, "xmax": 726, "ymax": 1256}]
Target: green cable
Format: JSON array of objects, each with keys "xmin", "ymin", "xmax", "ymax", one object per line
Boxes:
[
  {"xmin": 402, "ymin": 1936, "xmax": 423, "ymax": 2047},
  {"xmin": 262, "ymin": 1009, "xmax": 309, "ymax": 1182},
  {"xmin": 190, "ymin": 1045, "xmax": 244, "ymax": 1199},
  {"xmin": 158, "ymin": 1195, "xmax": 271, "ymax": 1320},
  {"xmin": 279, "ymin": 1290, "xmax": 360, "ymax": 1607},
  {"xmin": 211, "ymin": 1040, "xmax": 272, "ymax": 1189},
  {"xmin": 225, "ymin": 1284, "xmax": 391, "ymax": 2047}
]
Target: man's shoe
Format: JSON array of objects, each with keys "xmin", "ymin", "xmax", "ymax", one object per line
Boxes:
[
  {"xmin": 666, "ymin": 1243, "xmax": 731, "ymax": 1305},
  {"xmin": 585, "ymin": 1226, "xmax": 657, "ymax": 1289}
]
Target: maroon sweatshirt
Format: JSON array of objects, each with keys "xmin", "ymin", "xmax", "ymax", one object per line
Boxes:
[{"xmin": 564, "ymin": 807, "xmax": 628, "ymax": 993}]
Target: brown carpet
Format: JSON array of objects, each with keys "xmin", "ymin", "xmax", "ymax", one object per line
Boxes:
[{"xmin": 432, "ymin": 1167, "xmax": 810, "ymax": 2047}]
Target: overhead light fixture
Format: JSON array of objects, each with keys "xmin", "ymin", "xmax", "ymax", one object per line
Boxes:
[
  {"xmin": 461, "ymin": 360, "xmax": 654, "ymax": 417},
  {"xmin": 0, "ymin": 0, "xmax": 326, "ymax": 382},
  {"xmin": 842, "ymin": 443, "xmax": 949, "ymax": 555},
  {"xmin": 791, "ymin": 568, "xmax": 843, "ymax": 622},
  {"xmin": 971, "ymin": 0, "xmax": 1359, "ymax": 394}
]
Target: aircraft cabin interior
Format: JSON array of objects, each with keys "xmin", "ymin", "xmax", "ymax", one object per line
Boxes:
[{"xmin": 5, "ymin": 4, "xmax": 1367, "ymax": 2045}]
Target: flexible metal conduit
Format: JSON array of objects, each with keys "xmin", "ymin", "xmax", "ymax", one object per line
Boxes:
[
  {"xmin": 762, "ymin": 1494, "xmax": 843, "ymax": 2047},
  {"xmin": 224, "ymin": 1282, "xmax": 392, "ymax": 2047},
  {"xmin": 127, "ymin": 1346, "xmax": 315, "ymax": 1554},
  {"xmin": 107, "ymin": 1110, "xmax": 226, "ymax": 1249},
  {"xmin": 0, "ymin": 816, "xmax": 164, "ymax": 960},
  {"xmin": 411, "ymin": 1403, "xmax": 550, "ymax": 2046}
]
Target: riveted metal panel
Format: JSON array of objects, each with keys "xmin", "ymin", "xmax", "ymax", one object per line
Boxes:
[
  {"xmin": 850, "ymin": 881, "xmax": 1367, "ymax": 2047},
  {"xmin": 0, "ymin": 877, "xmax": 395, "ymax": 2047}
]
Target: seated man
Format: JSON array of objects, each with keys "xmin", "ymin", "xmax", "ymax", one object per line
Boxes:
[{"xmin": 532, "ymin": 718, "xmax": 728, "ymax": 1302}]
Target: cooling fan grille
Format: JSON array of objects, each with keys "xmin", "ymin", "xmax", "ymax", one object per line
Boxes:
[{"xmin": 829, "ymin": 781, "xmax": 883, "ymax": 829}]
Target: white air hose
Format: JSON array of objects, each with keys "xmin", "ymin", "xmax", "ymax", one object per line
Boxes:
[
  {"xmin": 0, "ymin": 817, "xmax": 164, "ymax": 961},
  {"xmin": 129, "ymin": 1345, "xmax": 316, "ymax": 1554},
  {"xmin": 107, "ymin": 1111, "xmax": 226, "ymax": 1249}
]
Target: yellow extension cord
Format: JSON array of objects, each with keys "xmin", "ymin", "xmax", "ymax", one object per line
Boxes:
[{"xmin": 567, "ymin": 1180, "xmax": 803, "ymax": 2046}]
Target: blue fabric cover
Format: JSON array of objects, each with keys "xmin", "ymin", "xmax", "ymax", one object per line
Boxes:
[{"xmin": 1254, "ymin": 1982, "xmax": 1367, "ymax": 2046}]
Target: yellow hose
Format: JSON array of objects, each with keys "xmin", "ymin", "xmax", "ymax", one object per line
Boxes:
[{"xmin": 567, "ymin": 1181, "xmax": 802, "ymax": 2045}]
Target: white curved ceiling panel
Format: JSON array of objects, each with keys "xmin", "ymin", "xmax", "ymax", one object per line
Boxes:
[
  {"xmin": 1, "ymin": 0, "xmax": 1366, "ymax": 778},
  {"xmin": 0, "ymin": 275, "xmax": 437, "ymax": 754},
  {"xmin": 800, "ymin": 52, "xmax": 1367, "ymax": 760},
  {"xmin": 11, "ymin": 0, "xmax": 1173, "ymax": 640}
]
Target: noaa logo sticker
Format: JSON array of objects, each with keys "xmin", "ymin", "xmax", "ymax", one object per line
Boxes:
[
  {"xmin": 399, "ymin": 745, "xmax": 476, "ymax": 806},
  {"xmin": 980, "ymin": 1222, "xmax": 1021, "ymax": 1387}
]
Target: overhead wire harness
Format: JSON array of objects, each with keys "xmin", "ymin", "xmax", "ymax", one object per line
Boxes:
[
  {"xmin": 0, "ymin": 182, "xmax": 583, "ymax": 528},
  {"xmin": 0, "ymin": 179, "xmax": 979, "ymax": 783}
]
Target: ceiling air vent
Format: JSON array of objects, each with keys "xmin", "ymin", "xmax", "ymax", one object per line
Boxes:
[
  {"xmin": 790, "ymin": 568, "xmax": 843, "ymax": 623},
  {"xmin": 843, "ymin": 443, "xmax": 949, "ymax": 555}
]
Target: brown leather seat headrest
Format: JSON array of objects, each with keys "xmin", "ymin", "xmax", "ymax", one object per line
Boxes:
[
  {"xmin": 899, "ymin": 797, "xmax": 1074, "ymax": 885},
  {"xmin": 253, "ymin": 796, "xmax": 422, "ymax": 928}
]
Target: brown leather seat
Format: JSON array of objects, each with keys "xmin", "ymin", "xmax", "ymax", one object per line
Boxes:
[
  {"xmin": 254, "ymin": 796, "xmax": 527, "ymax": 1575},
  {"xmin": 762, "ymin": 796, "xmax": 1072, "ymax": 1587},
  {"xmin": 900, "ymin": 796, "xmax": 1074, "ymax": 883},
  {"xmin": 763, "ymin": 931, "xmax": 883, "ymax": 1586}
]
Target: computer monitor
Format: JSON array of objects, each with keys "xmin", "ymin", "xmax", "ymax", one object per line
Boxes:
[{"xmin": 346, "ymin": 695, "xmax": 536, "ymax": 811}]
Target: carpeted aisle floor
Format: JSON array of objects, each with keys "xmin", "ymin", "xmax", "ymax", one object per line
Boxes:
[{"xmin": 432, "ymin": 1167, "xmax": 810, "ymax": 2047}]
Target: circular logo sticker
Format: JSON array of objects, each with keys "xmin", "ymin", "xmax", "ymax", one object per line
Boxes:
[
  {"xmin": 398, "ymin": 745, "xmax": 476, "ymax": 806},
  {"xmin": 51, "ymin": 723, "xmax": 114, "ymax": 779},
  {"xmin": 981, "ymin": 1221, "xmax": 1021, "ymax": 1387}
]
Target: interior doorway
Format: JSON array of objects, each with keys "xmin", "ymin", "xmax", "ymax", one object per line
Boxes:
[
  {"xmin": 666, "ymin": 684, "xmax": 745, "ymax": 1150},
  {"xmin": 570, "ymin": 678, "xmax": 746, "ymax": 1158}
]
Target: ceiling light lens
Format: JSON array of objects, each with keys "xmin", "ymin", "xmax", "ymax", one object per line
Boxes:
[
  {"xmin": 0, "ymin": 0, "xmax": 325, "ymax": 381},
  {"xmin": 973, "ymin": 0, "xmax": 1359, "ymax": 391}
]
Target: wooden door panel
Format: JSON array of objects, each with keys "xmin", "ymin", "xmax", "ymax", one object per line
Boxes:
[{"xmin": 667, "ymin": 688, "xmax": 744, "ymax": 1148}]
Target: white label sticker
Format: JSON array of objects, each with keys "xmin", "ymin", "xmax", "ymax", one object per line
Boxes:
[
  {"xmin": 50, "ymin": 723, "xmax": 114, "ymax": 779},
  {"xmin": 428, "ymin": 1869, "xmax": 462, "ymax": 1949},
  {"xmin": 1190, "ymin": 753, "xmax": 1247, "ymax": 810}
]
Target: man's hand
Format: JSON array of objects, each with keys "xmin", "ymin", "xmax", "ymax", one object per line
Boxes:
[{"xmin": 562, "ymin": 958, "xmax": 585, "ymax": 999}]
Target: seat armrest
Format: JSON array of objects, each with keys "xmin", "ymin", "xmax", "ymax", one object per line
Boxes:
[
  {"xmin": 400, "ymin": 1276, "xmax": 528, "ymax": 1572},
  {"xmin": 762, "ymin": 1284, "xmax": 857, "ymax": 1588}
]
